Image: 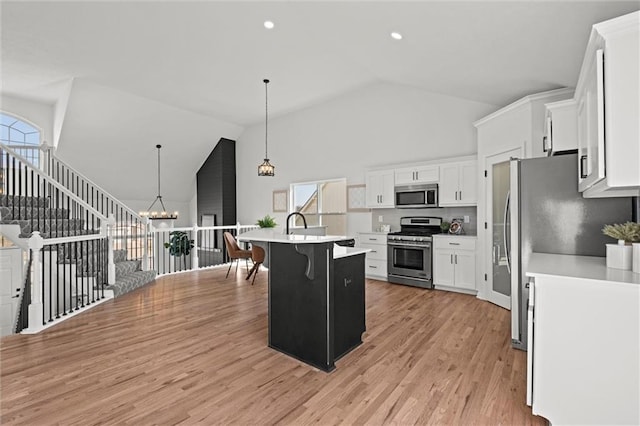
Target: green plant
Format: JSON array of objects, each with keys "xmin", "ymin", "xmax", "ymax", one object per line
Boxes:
[
  {"xmin": 256, "ymin": 214, "xmax": 277, "ymax": 228},
  {"xmin": 164, "ymin": 231, "xmax": 195, "ymax": 269},
  {"xmin": 440, "ymin": 221, "xmax": 451, "ymax": 233},
  {"xmin": 602, "ymin": 222, "xmax": 640, "ymax": 244}
]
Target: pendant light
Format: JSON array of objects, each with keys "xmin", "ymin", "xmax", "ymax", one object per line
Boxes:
[
  {"xmin": 258, "ymin": 78, "xmax": 275, "ymax": 176},
  {"xmin": 139, "ymin": 144, "xmax": 178, "ymax": 220}
]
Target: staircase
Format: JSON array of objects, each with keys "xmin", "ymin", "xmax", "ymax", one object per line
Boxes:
[
  {"xmin": 1, "ymin": 142, "xmax": 157, "ymax": 334},
  {"xmin": 108, "ymin": 249, "xmax": 157, "ymax": 297}
]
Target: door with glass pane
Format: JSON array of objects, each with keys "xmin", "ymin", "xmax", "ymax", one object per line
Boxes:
[{"xmin": 485, "ymin": 148, "xmax": 520, "ymax": 309}]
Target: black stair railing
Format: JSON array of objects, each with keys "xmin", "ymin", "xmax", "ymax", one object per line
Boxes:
[
  {"xmin": 41, "ymin": 145, "xmax": 147, "ymax": 264},
  {"xmin": 15, "ymin": 252, "xmax": 32, "ymax": 334}
]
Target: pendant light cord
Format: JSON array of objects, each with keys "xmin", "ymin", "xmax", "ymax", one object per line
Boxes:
[
  {"xmin": 156, "ymin": 144, "xmax": 162, "ymax": 197},
  {"xmin": 264, "ymin": 79, "xmax": 269, "ymax": 159}
]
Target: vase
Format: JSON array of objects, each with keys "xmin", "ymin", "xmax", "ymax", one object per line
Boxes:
[
  {"xmin": 633, "ymin": 243, "xmax": 640, "ymax": 274},
  {"xmin": 606, "ymin": 241, "xmax": 632, "ymax": 270}
]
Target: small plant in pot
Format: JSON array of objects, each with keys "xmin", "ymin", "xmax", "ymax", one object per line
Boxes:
[
  {"xmin": 440, "ymin": 221, "xmax": 451, "ymax": 233},
  {"xmin": 602, "ymin": 222, "xmax": 640, "ymax": 245},
  {"xmin": 602, "ymin": 222, "xmax": 640, "ymax": 270},
  {"xmin": 256, "ymin": 215, "xmax": 277, "ymax": 228}
]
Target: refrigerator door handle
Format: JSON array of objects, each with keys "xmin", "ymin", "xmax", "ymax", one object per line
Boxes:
[{"xmin": 503, "ymin": 190, "xmax": 511, "ymax": 274}]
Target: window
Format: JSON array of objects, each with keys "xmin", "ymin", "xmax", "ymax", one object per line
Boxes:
[
  {"xmin": 290, "ymin": 178, "xmax": 347, "ymax": 235},
  {"xmin": 0, "ymin": 113, "xmax": 42, "ymax": 166}
]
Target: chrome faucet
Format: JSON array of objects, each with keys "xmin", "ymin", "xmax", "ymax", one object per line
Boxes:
[{"xmin": 286, "ymin": 212, "xmax": 308, "ymax": 234}]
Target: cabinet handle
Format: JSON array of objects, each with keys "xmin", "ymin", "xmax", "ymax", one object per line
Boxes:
[
  {"xmin": 459, "ymin": 190, "xmax": 462, "ymax": 200},
  {"xmin": 455, "ymin": 254, "xmax": 458, "ymax": 264},
  {"xmin": 580, "ymin": 155, "xmax": 588, "ymax": 179},
  {"xmin": 449, "ymin": 242, "xmax": 460, "ymax": 245},
  {"xmin": 450, "ymin": 254, "xmax": 453, "ymax": 264},
  {"xmin": 344, "ymin": 278, "xmax": 352, "ymax": 287},
  {"xmin": 542, "ymin": 135, "xmax": 548, "ymax": 153},
  {"xmin": 455, "ymin": 191, "xmax": 457, "ymax": 200},
  {"xmin": 369, "ymin": 238, "xmax": 377, "ymax": 241},
  {"xmin": 369, "ymin": 265, "xmax": 378, "ymax": 269}
]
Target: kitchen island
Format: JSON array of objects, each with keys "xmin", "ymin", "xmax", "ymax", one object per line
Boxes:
[{"xmin": 238, "ymin": 228, "xmax": 370, "ymax": 372}]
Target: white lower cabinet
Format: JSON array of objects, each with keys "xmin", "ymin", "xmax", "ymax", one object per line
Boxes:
[
  {"xmin": 433, "ymin": 236, "xmax": 476, "ymax": 291},
  {"xmin": 357, "ymin": 232, "xmax": 387, "ymax": 280},
  {"xmin": 526, "ymin": 253, "xmax": 639, "ymax": 425}
]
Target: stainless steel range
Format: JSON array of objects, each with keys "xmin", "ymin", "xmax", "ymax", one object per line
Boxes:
[{"xmin": 387, "ymin": 216, "xmax": 442, "ymax": 289}]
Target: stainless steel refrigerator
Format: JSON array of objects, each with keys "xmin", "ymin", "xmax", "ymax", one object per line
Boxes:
[{"xmin": 508, "ymin": 153, "xmax": 633, "ymax": 351}]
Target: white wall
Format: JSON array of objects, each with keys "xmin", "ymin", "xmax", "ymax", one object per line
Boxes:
[
  {"xmin": 236, "ymin": 82, "xmax": 496, "ymax": 235},
  {"xmin": 0, "ymin": 94, "xmax": 53, "ymax": 145},
  {"xmin": 55, "ymin": 78, "xmax": 244, "ymax": 218}
]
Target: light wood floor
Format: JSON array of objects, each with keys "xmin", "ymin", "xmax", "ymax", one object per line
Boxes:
[{"xmin": 1, "ymin": 266, "xmax": 545, "ymax": 425}]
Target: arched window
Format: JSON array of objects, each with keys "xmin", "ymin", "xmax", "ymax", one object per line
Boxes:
[{"xmin": 0, "ymin": 112, "xmax": 42, "ymax": 166}]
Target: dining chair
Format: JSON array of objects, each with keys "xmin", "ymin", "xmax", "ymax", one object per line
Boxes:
[
  {"xmin": 246, "ymin": 245, "xmax": 266, "ymax": 285},
  {"xmin": 223, "ymin": 231, "xmax": 252, "ymax": 278}
]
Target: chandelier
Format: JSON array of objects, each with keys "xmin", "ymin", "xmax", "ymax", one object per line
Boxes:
[
  {"xmin": 258, "ymin": 78, "xmax": 275, "ymax": 176},
  {"xmin": 139, "ymin": 144, "xmax": 178, "ymax": 220}
]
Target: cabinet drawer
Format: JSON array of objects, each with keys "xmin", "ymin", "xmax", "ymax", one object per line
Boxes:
[
  {"xmin": 433, "ymin": 237, "xmax": 476, "ymax": 251},
  {"xmin": 358, "ymin": 233, "xmax": 387, "ymax": 245},
  {"xmin": 365, "ymin": 259, "xmax": 387, "ymax": 277},
  {"xmin": 358, "ymin": 243, "xmax": 387, "ymax": 261}
]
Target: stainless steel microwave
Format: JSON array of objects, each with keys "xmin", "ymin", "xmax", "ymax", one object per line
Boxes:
[{"xmin": 394, "ymin": 184, "xmax": 438, "ymax": 208}]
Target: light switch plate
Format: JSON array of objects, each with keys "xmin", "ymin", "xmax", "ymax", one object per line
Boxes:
[
  {"xmin": 378, "ymin": 215, "xmax": 384, "ymax": 222},
  {"xmin": 464, "ymin": 215, "xmax": 470, "ymax": 223}
]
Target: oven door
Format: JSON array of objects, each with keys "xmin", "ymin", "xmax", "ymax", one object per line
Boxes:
[{"xmin": 387, "ymin": 242, "xmax": 431, "ymax": 281}]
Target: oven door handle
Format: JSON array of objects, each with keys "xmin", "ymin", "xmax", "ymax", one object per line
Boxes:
[{"xmin": 388, "ymin": 242, "xmax": 431, "ymax": 248}]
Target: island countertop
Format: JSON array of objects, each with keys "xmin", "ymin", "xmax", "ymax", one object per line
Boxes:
[{"xmin": 238, "ymin": 228, "xmax": 352, "ymax": 244}]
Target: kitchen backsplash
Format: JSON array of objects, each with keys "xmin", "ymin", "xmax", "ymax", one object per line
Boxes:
[{"xmin": 371, "ymin": 207, "xmax": 478, "ymax": 235}]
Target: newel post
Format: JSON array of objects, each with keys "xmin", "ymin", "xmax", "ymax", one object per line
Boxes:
[
  {"xmin": 192, "ymin": 224, "xmax": 199, "ymax": 270},
  {"xmin": 25, "ymin": 231, "xmax": 44, "ymax": 333},
  {"xmin": 107, "ymin": 214, "xmax": 116, "ymax": 284},
  {"xmin": 142, "ymin": 217, "xmax": 151, "ymax": 271}
]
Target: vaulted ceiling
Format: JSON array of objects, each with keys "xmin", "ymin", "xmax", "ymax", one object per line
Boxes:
[{"xmin": 2, "ymin": 1, "xmax": 639, "ymax": 126}]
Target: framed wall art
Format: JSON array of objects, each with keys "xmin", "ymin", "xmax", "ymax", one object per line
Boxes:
[{"xmin": 272, "ymin": 189, "xmax": 288, "ymax": 212}]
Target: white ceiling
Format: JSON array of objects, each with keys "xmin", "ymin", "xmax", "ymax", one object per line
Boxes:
[{"xmin": 1, "ymin": 1, "xmax": 639, "ymax": 126}]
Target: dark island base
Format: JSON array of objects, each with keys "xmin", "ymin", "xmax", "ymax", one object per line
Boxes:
[{"xmin": 268, "ymin": 241, "xmax": 366, "ymax": 372}]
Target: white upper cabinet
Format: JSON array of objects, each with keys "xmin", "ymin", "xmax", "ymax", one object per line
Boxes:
[
  {"xmin": 543, "ymin": 99, "xmax": 578, "ymax": 156},
  {"xmin": 394, "ymin": 165, "xmax": 439, "ymax": 186},
  {"xmin": 575, "ymin": 11, "xmax": 640, "ymax": 198},
  {"xmin": 365, "ymin": 169, "xmax": 395, "ymax": 208},
  {"xmin": 439, "ymin": 161, "xmax": 477, "ymax": 206}
]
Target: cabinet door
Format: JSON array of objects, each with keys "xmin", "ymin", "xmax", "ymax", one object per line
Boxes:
[
  {"xmin": 334, "ymin": 254, "xmax": 366, "ymax": 358},
  {"xmin": 578, "ymin": 49, "xmax": 606, "ymax": 192},
  {"xmin": 458, "ymin": 162, "xmax": 477, "ymax": 205},
  {"xmin": 454, "ymin": 250, "xmax": 476, "ymax": 290},
  {"xmin": 380, "ymin": 171, "xmax": 395, "ymax": 207},
  {"xmin": 438, "ymin": 164, "xmax": 459, "ymax": 206},
  {"xmin": 366, "ymin": 170, "xmax": 395, "ymax": 208},
  {"xmin": 394, "ymin": 168, "xmax": 417, "ymax": 186},
  {"xmin": 433, "ymin": 250, "xmax": 455, "ymax": 286},
  {"xmin": 395, "ymin": 166, "xmax": 439, "ymax": 185}
]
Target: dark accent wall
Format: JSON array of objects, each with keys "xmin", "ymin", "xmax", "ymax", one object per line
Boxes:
[{"xmin": 197, "ymin": 138, "xmax": 236, "ymax": 265}]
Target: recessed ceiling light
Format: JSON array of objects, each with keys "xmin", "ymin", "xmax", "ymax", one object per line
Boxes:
[
  {"xmin": 390, "ymin": 32, "xmax": 403, "ymax": 40},
  {"xmin": 264, "ymin": 21, "xmax": 275, "ymax": 29}
]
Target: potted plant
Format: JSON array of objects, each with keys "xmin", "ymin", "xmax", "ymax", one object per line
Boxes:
[
  {"xmin": 602, "ymin": 222, "xmax": 640, "ymax": 270},
  {"xmin": 440, "ymin": 221, "xmax": 451, "ymax": 234},
  {"xmin": 164, "ymin": 230, "xmax": 195, "ymax": 270},
  {"xmin": 256, "ymin": 215, "xmax": 277, "ymax": 228}
]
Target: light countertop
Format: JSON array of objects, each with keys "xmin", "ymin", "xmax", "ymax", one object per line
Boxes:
[
  {"xmin": 333, "ymin": 246, "xmax": 371, "ymax": 259},
  {"xmin": 432, "ymin": 234, "xmax": 477, "ymax": 239},
  {"xmin": 238, "ymin": 228, "xmax": 351, "ymax": 244},
  {"xmin": 526, "ymin": 252, "xmax": 640, "ymax": 285}
]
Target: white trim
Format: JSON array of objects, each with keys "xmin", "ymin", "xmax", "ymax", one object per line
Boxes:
[
  {"xmin": 473, "ymin": 88, "xmax": 575, "ymax": 127},
  {"xmin": 21, "ymin": 290, "xmax": 114, "ymax": 334}
]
